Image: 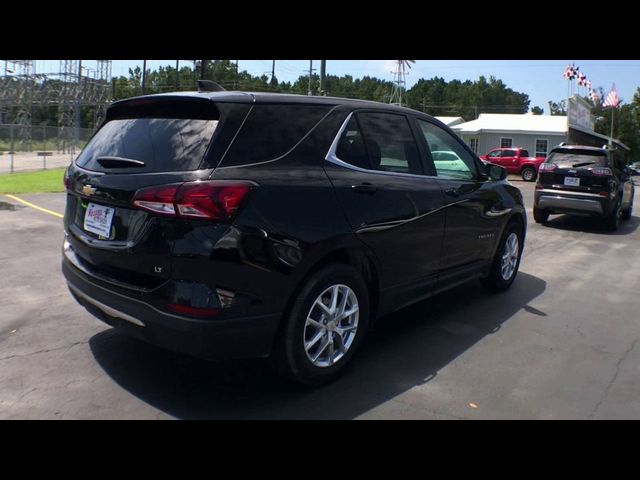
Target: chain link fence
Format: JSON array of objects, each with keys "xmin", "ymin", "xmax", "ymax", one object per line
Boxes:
[{"xmin": 0, "ymin": 124, "xmax": 94, "ymax": 173}]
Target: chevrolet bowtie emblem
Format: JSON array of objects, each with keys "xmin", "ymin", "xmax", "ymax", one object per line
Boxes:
[{"xmin": 82, "ymin": 185, "xmax": 97, "ymax": 196}]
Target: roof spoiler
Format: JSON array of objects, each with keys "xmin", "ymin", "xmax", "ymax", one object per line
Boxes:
[{"xmin": 198, "ymin": 80, "xmax": 225, "ymax": 92}]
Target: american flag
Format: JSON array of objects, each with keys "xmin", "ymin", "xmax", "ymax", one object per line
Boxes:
[{"xmin": 602, "ymin": 84, "xmax": 619, "ymax": 108}]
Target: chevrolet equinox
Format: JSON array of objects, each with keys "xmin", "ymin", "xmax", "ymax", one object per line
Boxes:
[{"xmin": 62, "ymin": 90, "xmax": 526, "ymax": 385}]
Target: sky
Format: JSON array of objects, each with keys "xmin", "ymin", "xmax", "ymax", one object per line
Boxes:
[{"xmin": 16, "ymin": 60, "xmax": 640, "ymax": 114}]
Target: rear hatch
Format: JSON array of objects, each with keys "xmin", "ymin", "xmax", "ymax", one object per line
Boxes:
[
  {"xmin": 64, "ymin": 95, "xmax": 249, "ymax": 290},
  {"xmin": 538, "ymin": 148, "xmax": 611, "ymax": 194}
]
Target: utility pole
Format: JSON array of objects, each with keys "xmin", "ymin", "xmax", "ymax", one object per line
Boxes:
[
  {"xmin": 319, "ymin": 60, "xmax": 326, "ymax": 95},
  {"xmin": 200, "ymin": 60, "xmax": 207, "ymax": 80},
  {"xmin": 308, "ymin": 60, "xmax": 313, "ymax": 96},
  {"xmin": 271, "ymin": 60, "xmax": 275, "ymax": 82},
  {"xmin": 175, "ymin": 60, "xmax": 179, "ymax": 90},
  {"xmin": 142, "ymin": 59, "xmax": 147, "ymax": 95},
  {"xmin": 236, "ymin": 60, "xmax": 239, "ymax": 89}
]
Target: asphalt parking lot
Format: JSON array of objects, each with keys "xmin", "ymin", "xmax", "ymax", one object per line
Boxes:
[{"xmin": 1, "ymin": 178, "xmax": 639, "ymax": 419}]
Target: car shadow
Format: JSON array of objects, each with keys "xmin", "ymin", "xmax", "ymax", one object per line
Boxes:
[
  {"xmin": 540, "ymin": 213, "xmax": 639, "ymax": 235},
  {"xmin": 89, "ymin": 272, "xmax": 546, "ymax": 419}
]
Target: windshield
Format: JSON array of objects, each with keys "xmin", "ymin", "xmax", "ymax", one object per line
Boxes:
[{"xmin": 75, "ymin": 118, "xmax": 218, "ymax": 173}]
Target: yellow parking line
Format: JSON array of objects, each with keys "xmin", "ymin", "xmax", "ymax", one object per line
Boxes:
[{"xmin": 4, "ymin": 194, "xmax": 64, "ymax": 219}]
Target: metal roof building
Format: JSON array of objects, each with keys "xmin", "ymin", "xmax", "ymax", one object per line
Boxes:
[
  {"xmin": 435, "ymin": 116, "xmax": 465, "ymax": 127},
  {"xmin": 451, "ymin": 108, "xmax": 628, "ymax": 159}
]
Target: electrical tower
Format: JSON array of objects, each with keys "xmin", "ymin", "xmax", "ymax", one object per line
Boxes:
[
  {"xmin": 7, "ymin": 60, "xmax": 36, "ymax": 149},
  {"xmin": 57, "ymin": 60, "xmax": 79, "ymax": 153},
  {"xmin": 92, "ymin": 60, "xmax": 113, "ymax": 127},
  {"xmin": 389, "ymin": 60, "xmax": 415, "ymax": 107},
  {"xmin": 0, "ymin": 60, "xmax": 113, "ymax": 153}
]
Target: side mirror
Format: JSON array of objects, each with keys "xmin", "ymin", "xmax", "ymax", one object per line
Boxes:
[{"xmin": 487, "ymin": 163, "xmax": 507, "ymax": 181}]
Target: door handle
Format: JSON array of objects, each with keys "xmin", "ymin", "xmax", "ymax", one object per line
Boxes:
[
  {"xmin": 444, "ymin": 187, "xmax": 460, "ymax": 197},
  {"xmin": 352, "ymin": 183, "xmax": 377, "ymax": 194}
]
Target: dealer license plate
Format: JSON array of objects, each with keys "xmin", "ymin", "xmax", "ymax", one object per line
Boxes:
[{"xmin": 83, "ymin": 202, "xmax": 115, "ymax": 238}]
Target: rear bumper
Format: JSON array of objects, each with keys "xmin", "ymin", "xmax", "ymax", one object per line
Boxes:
[
  {"xmin": 535, "ymin": 189, "xmax": 612, "ymax": 217},
  {"xmin": 62, "ymin": 254, "xmax": 281, "ymax": 360}
]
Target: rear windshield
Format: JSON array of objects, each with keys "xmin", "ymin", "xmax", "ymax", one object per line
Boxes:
[
  {"xmin": 75, "ymin": 118, "xmax": 218, "ymax": 172},
  {"xmin": 546, "ymin": 150, "xmax": 607, "ymax": 167}
]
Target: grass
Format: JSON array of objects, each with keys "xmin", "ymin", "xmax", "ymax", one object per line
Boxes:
[{"xmin": 0, "ymin": 168, "xmax": 66, "ymax": 194}]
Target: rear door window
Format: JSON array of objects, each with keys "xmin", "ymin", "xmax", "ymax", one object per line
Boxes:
[
  {"xmin": 76, "ymin": 118, "xmax": 218, "ymax": 172},
  {"xmin": 335, "ymin": 116, "xmax": 371, "ymax": 169},
  {"xmin": 354, "ymin": 112, "xmax": 422, "ymax": 174}
]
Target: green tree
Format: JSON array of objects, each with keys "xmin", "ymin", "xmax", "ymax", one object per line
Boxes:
[
  {"xmin": 549, "ymin": 100, "xmax": 566, "ymax": 115},
  {"xmin": 405, "ymin": 75, "xmax": 529, "ymax": 119},
  {"xmin": 592, "ymin": 90, "xmax": 640, "ymax": 163}
]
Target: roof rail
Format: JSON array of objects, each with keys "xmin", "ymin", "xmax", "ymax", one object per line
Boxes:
[
  {"xmin": 558, "ymin": 142, "xmax": 565, "ymax": 146},
  {"xmin": 197, "ymin": 80, "xmax": 225, "ymax": 92}
]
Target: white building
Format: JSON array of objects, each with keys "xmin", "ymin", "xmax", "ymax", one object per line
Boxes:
[
  {"xmin": 450, "ymin": 96, "xmax": 628, "ymax": 157},
  {"xmin": 435, "ymin": 116, "xmax": 465, "ymax": 127}
]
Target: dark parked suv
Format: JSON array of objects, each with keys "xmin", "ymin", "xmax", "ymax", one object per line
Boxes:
[
  {"xmin": 534, "ymin": 144, "xmax": 635, "ymax": 230},
  {"xmin": 62, "ymin": 90, "xmax": 526, "ymax": 385}
]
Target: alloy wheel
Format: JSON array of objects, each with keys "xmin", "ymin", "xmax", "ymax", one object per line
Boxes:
[
  {"xmin": 500, "ymin": 232, "xmax": 519, "ymax": 281},
  {"xmin": 522, "ymin": 168, "xmax": 534, "ymax": 181},
  {"xmin": 303, "ymin": 284, "xmax": 359, "ymax": 368}
]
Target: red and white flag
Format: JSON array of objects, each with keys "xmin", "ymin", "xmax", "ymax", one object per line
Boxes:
[
  {"xmin": 602, "ymin": 84, "xmax": 619, "ymax": 108},
  {"xmin": 578, "ymin": 72, "xmax": 587, "ymax": 86}
]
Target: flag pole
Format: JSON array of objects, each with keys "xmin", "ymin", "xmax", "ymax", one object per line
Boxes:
[{"xmin": 610, "ymin": 106, "xmax": 614, "ymax": 146}]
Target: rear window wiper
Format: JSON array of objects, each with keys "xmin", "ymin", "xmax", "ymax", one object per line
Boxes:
[
  {"xmin": 572, "ymin": 161, "xmax": 596, "ymax": 168},
  {"xmin": 96, "ymin": 156, "xmax": 146, "ymax": 168}
]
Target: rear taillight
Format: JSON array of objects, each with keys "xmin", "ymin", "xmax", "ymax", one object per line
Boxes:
[
  {"xmin": 63, "ymin": 169, "xmax": 71, "ymax": 190},
  {"xmin": 592, "ymin": 167, "xmax": 613, "ymax": 176},
  {"xmin": 538, "ymin": 163, "xmax": 556, "ymax": 172},
  {"xmin": 175, "ymin": 181, "xmax": 253, "ymax": 220},
  {"xmin": 132, "ymin": 180, "xmax": 256, "ymax": 221}
]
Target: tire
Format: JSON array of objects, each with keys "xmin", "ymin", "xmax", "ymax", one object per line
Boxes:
[
  {"xmin": 521, "ymin": 166, "xmax": 537, "ymax": 182},
  {"xmin": 270, "ymin": 264, "xmax": 370, "ymax": 386},
  {"xmin": 604, "ymin": 199, "xmax": 622, "ymax": 231},
  {"xmin": 480, "ymin": 221, "xmax": 523, "ymax": 293},
  {"xmin": 533, "ymin": 206, "xmax": 549, "ymax": 224},
  {"xmin": 621, "ymin": 194, "xmax": 633, "ymax": 220}
]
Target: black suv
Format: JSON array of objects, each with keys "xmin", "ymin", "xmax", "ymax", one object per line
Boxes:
[
  {"xmin": 62, "ymin": 91, "xmax": 526, "ymax": 385},
  {"xmin": 534, "ymin": 144, "xmax": 635, "ymax": 230}
]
